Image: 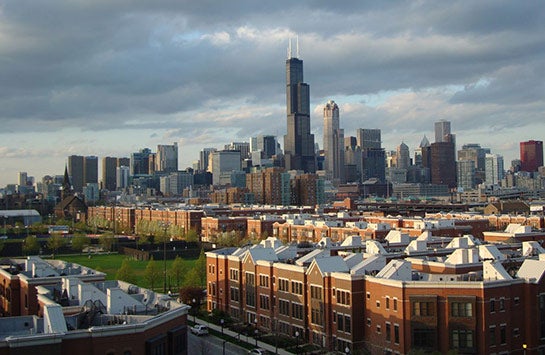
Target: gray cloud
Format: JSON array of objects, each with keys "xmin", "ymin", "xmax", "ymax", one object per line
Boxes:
[{"xmin": 0, "ymin": 1, "xmax": 544, "ymax": 183}]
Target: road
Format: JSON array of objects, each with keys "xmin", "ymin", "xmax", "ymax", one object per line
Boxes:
[{"xmin": 188, "ymin": 331, "xmax": 249, "ymax": 355}]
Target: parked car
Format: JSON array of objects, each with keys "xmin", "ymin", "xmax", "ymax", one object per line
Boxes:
[
  {"xmin": 248, "ymin": 348, "xmax": 268, "ymax": 355},
  {"xmin": 190, "ymin": 324, "xmax": 209, "ymax": 336}
]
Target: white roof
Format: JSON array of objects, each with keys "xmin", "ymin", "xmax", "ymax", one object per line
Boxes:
[
  {"xmin": 247, "ymin": 247, "xmax": 278, "ymax": 263},
  {"xmin": 311, "ymin": 256, "xmax": 349, "ymax": 275},
  {"xmin": 483, "ymin": 260, "xmax": 512, "ymax": 281},
  {"xmin": 351, "ymin": 255, "xmax": 387, "ymax": 275},
  {"xmin": 376, "ymin": 259, "xmax": 412, "ymax": 281},
  {"xmin": 518, "ymin": 259, "xmax": 545, "ymax": 283}
]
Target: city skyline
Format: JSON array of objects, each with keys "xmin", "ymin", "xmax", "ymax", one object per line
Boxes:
[{"xmin": 1, "ymin": 1, "xmax": 545, "ymax": 186}]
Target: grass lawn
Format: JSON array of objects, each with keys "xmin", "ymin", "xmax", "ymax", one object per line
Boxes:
[{"xmin": 59, "ymin": 253, "xmax": 198, "ymax": 291}]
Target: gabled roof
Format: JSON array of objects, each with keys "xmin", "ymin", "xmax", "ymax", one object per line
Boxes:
[
  {"xmin": 295, "ymin": 248, "xmax": 328, "ymax": 266},
  {"xmin": 483, "ymin": 260, "xmax": 511, "ymax": 281},
  {"xmin": 375, "ymin": 259, "xmax": 412, "ymax": 281},
  {"xmin": 351, "ymin": 255, "xmax": 387, "ymax": 275},
  {"xmin": 244, "ymin": 247, "xmax": 278, "ymax": 264},
  {"xmin": 309, "ymin": 256, "xmax": 349, "ymax": 276},
  {"xmin": 517, "ymin": 259, "xmax": 545, "ymax": 283}
]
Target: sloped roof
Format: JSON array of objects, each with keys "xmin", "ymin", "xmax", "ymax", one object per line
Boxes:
[
  {"xmin": 517, "ymin": 259, "xmax": 545, "ymax": 283},
  {"xmin": 246, "ymin": 247, "xmax": 278, "ymax": 264},
  {"xmin": 311, "ymin": 256, "xmax": 349, "ymax": 275},
  {"xmin": 376, "ymin": 259, "xmax": 412, "ymax": 281}
]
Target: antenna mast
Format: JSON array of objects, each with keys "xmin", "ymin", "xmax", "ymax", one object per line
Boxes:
[{"xmin": 296, "ymin": 35, "xmax": 300, "ymax": 58}]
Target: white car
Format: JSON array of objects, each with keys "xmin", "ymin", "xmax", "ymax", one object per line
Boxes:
[
  {"xmin": 248, "ymin": 349, "xmax": 268, "ymax": 355},
  {"xmin": 190, "ymin": 324, "xmax": 209, "ymax": 336}
]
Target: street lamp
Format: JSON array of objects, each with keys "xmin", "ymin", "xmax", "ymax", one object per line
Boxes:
[
  {"xmin": 295, "ymin": 331, "xmax": 300, "ymax": 354},
  {"xmin": 254, "ymin": 329, "xmax": 258, "ymax": 347},
  {"xmin": 160, "ymin": 222, "xmax": 170, "ymax": 293},
  {"xmin": 345, "ymin": 346, "xmax": 350, "ymax": 354},
  {"xmin": 220, "ymin": 318, "xmax": 224, "ymax": 335},
  {"xmin": 222, "ymin": 340, "xmax": 226, "ymax": 355},
  {"xmin": 192, "ymin": 298, "xmax": 197, "ymax": 323},
  {"xmin": 523, "ymin": 343, "xmax": 527, "ymax": 355}
]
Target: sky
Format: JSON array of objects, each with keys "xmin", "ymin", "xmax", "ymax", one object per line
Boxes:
[{"xmin": 1, "ymin": 1, "xmax": 544, "ymax": 187}]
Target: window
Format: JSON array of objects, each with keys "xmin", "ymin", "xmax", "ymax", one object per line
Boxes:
[
  {"xmin": 514, "ymin": 297, "xmax": 520, "ymax": 305},
  {"xmin": 345, "ymin": 315, "xmax": 351, "ymax": 334},
  {"xmin": 451, "ymin": 329, "xmax": 474, "ymax": 349},
  {"xmin": 376, "ymin": 325, "xmax": 381, "ymax": 334},
  {"xmin": 393, "ymin": 298, "xmax": 398, "ymax": 311},
  {"xmin": 336, "ymin": 290, "xmax": 350, "ymax": 305},
  {"xmin": 500, "ymin": 325, "xmax": 506, "ymax": 344},
  {"xmin": 412, "ymin": 301, "xmax": 434, "ymax": 317},
  {"xmin": 259, "ymin": 275, "xmax": 269, "ymax": 287},
  {"xmin": 367, "ymin": 292, "xmax": 370, "ymax": 299},
  {"xmin": 278, "ymin": 278, "xmax": 289, "ymax": 291},
  {"xmin": 376, "ymin": 301, "xmax": 380, "ymax": 308},
  {"xmin": 451, "ymin": 302, "xmax": 473, "ymax": 317},
  {"xmin": 489, "ymin": 326, "xmax": 496, "ymax": 346},
  {"xmin": 385, "ymin": 297, "xmax": 390, "ymax": 310},
  {"xmin": 366, "ymin": 318, "xmax": 371, "ymax": 327},
  {"xmin": 229, "ymin": 269, "xmax": 239, "ymax": 281},
  {"xmin": 311, "ymin": 308, "xmax": 323, "ymax": 325},
  {"xmin": 394, "ymin": 324, "xmax": 399, "ymax": 344},
  {"xmin": 291, "ymin": 281, "xmax": 303, "ymax": 295},
  {"xmin": 310, "ymin": 285, "xmax": 322, "ymax": 300},
  {"xmin": 490, "ymin": 299, "xmax": 495, "ymax": 313},
  {"xmin": 499, "ymin": 298, "xmax": 505, "ymax": 311},
  {"xmin": 337, "ymin": 314, "xmax": 344, "ymax": 331},
  {"xmin": 279, "ymin": 300, "xmax": 290, "ymax": 316},
  {"xmin": 292, "ymin": 303, "xmax": 304, "ymax": 320},
  {"xmin": 259, "ymin": 295, "xmax": 270, "ymax": 310},
  {"xmin": 386, "ymin": 323, "xmax": 391, "ymax": 342},
  {"xmin": 246, "ymin": 272, "xmax": 255, "ymax": 285},
  {"xmin": 412, "ymin": 328, "xmax": 435, "ymax": 349},
  {"xmin": 230, "ymin": 287, "xmax": 239, "ymax": 302}
]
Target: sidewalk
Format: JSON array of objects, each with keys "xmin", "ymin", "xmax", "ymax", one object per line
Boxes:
[{"xmin": 194, "ymin": 316, "xmax": 293, "ymax": 355}]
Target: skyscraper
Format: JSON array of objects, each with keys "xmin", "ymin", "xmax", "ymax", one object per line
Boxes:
[
  {"xmin": 356, "ymin": 128, "xmax": 381, "ymax": 150},
  {"xmin": 130, "ymin": 148, "xmax": 153, "ymax": 176},
  {"xmin": 520, "ymin": 140, "xmax": 544, "ymax": 172},
  {"xmin": 84, "ymin": 156, "xmax": 98, "ymax": 186},
  {"xmin": 323, "ymin": 100, "xmax": 344, "ymax": 183},
  {"xmin": 283, "ymin": 39, "xmax": 316, "ymax": 173},
  {"xmin": 430, "ymin": 142, "xmax": 457, "ymax": 188},
  {"xmin": 434, "ymin": 120, "xmax": 451, "ymax": 143},
  {"xmin": 102, "ymin": 157, "xmax": 118, "ymax": 191},
  {"xmin": 485, "ymin": 153, "xmax": 505, "ymax": 186},
  {"xmin": 199, "ymin": 148, "xmax": 217, "ymax": 172},
  {"xmin": 156, "ymin": 143, "xmax": 178, "ymax": 173},
  {"xmin": 67, "ymin": 155, "xmax": 84, "ymax": 193}
]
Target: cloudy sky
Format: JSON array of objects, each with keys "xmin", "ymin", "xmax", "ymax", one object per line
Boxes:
[{"xmin": 1, "ymin": 1, "xmax": 544, "ymax": 186}]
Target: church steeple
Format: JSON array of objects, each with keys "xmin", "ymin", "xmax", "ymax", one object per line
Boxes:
[{"xmin": 62, "ymin": 165, "xmax": 72, "ymax": 200}]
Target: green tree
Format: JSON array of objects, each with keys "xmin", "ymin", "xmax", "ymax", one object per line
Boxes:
[
  {"xmin": 185, "ymin": 267, "xmax": 202, "ymax": 287},
  {"xmin": 115, "ymin": 259, "xmax": 137, "ymax": 284},
  {"xmin": 99, "ymin": 233, "xmax": 115, "ymax": 252},
  {"xmin": 23, "ymin": 235, "xmax": 40, "ymax": 255},
  {"xmin": 190, "ymin": 249, "xmax": 207, "ymax": 287},
  {"xmin": 47, "ymin": 234, "xmax": 66, "ymax": 258},
  {"xmin": 144, "ymin": 257, "xmax": 162, "ymax": 291},
  {"xmin": 169, "ymin": 256, "xmax": 189, "ymax": 289},
  {"xmin": 185, "ymin": 229, "xmax": 200, "ymax": 243},
  {"xmin": 71, "ymin": 234, "xmax": 91, "ymax": 254}
]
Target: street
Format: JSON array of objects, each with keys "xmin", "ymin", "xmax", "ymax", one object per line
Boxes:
[{"xmin": 188, "ymin": 331, "xmax": 249, "ymax": 355}]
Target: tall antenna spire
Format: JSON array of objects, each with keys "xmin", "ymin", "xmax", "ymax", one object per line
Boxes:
[
  {"xmin": 287, "ymin": 38, "xmax": 292, "ymax": 59},
  {"xmin": 296, "ymin": 35, "xmax": 300, "ymax": 58}
]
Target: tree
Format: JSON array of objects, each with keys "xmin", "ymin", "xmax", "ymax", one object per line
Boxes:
[
  {"xmin": 47, "ymin": 234, "xmax": 66, "ymax": 258},
  {"xmin": 99, "ymin": 233, "xmax": 115, "ymax": 252},
  {"xmin": 71, "ymin": 234, "xmax": 90, "ymax": 254},
  {"xmin": 185, "ymin": 229, "xmax": 200, "ymax": 243},
  {"xmin": 23, "ymin": 235, "xmax": 40, "ymax": 255},
  {"xmin": 144, "ymin": 257, "xmax": 162, "ymax": 291},
  {"xmin": 185, "ymin": 267, "xmax": 202, "ymax": 287},
  {"xmin": 169, "ymin": 256, "xmax": 189, "ymax": 289},
  {"xmin": 186, "ymin": 249, "xmax": 207, "ymax": 287},
  {"xmin": 115, "ymin": 259, "xmax": 137, "ymax": 284}
]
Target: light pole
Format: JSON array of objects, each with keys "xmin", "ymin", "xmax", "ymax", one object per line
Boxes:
[
  {"xmin": 254, "ymin": 329, "xmax": 258, "ymax": 347},
  {"xmin": 192, "ymin": 298, "xmax": 197, "ymax": 323},
  {"xmin": 222, "ymin": 340, "xmax": 226, "ymax": 355},
  {"xmin": 160, "ymin": 222, "xmax": 170, "ymax": 293},
  {"xmin": 295, "ymin": 331, "xmax": 299, "ymax": 354},
  {"xmin": 345, "ymin": 346, "xmax": 350, "ymax": 354},
  {"xmin": 523, "ymin": 343, "xmax": 527, "ymax": 355},
  {"xmin": 220, "ymin": 318, "xmax": 224, "ymax": 335}
]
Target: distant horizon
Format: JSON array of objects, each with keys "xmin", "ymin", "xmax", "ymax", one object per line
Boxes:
[{"xmin": 1, "ymin": 1, "xmax": 544, "ymax": 186}]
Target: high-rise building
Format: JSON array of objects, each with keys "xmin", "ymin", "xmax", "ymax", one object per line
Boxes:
[
  {"xmin": 485, "ymin": 153, "xmax": 504, "ymax": 186},
  {"xmin": 323, "ymin": 100, "xmax": 345, "ymax": 183},
  {"xmin": 396, "ymin": 142, "xmax": 410, "ymax": 169},
  {"xmin": 246, "ymin": 167, "xmax": 290, "ymax": 206},
  {"xmin": 130, "ymin": 148, "xmax": 153, "ymax": 176},
  {"xmin": 102, "ymin": 157, "xmax": 118, "ymax": 191},
  {"xmin": 251, "ymin": 135, "xmax": 277, "ymax": 159},
  {"xmin": 362, "ymin": 149, "xmax": 386, "ymax": 183},
  {"xmin": 356, "ymin": 129, "xmax": 381, "ymax": 150},
  {"xmin": 225, "ymin": 142, "xmax": 251, "ymax": 160},
  {"xmin": 116, "ymin": 166, "xmax": 130, "ymax": 190},
  {"xmin": 199, "ymin": 148, "xmax": 217, "ymax": 172},
  {"xmin": 434, "ymin": 120, "xmax": 451, "ymax": 143},
  {"xmin": 456, "ymin": 160, "xmax": 476, "ymax": 191},
  {"xmin": 520, "ymin": 140, "xmax": 544, "ymax": 172},
  {"xmin": 429, "ymin": 142, "xmax": 456, "ymax": 188},
  {"xmin": 84, "ymin": 156, "xmax": 98, "ymax": 187},
  {"xmin": 67, "ymin": 155, "xmax": 84, "ymax": 193},
  {"xmin": 210, "ymin": 150, "xmax": 241, "ymax": 186},
  {"xmin": 283, "ymin": 40, "xmax": 316, "ymax": 173},
  {"xmin": 18, "ymin": 172, "xmax": 28, "ymax": 187},
  {"xmin": 156, "ymin": 143, "xmax": 178, "ymax": 173}
]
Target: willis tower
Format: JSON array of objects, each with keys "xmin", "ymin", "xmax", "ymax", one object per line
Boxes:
[{"xmin": 283, "ymin": 38, "xmax": 316, "ymax": 173}]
